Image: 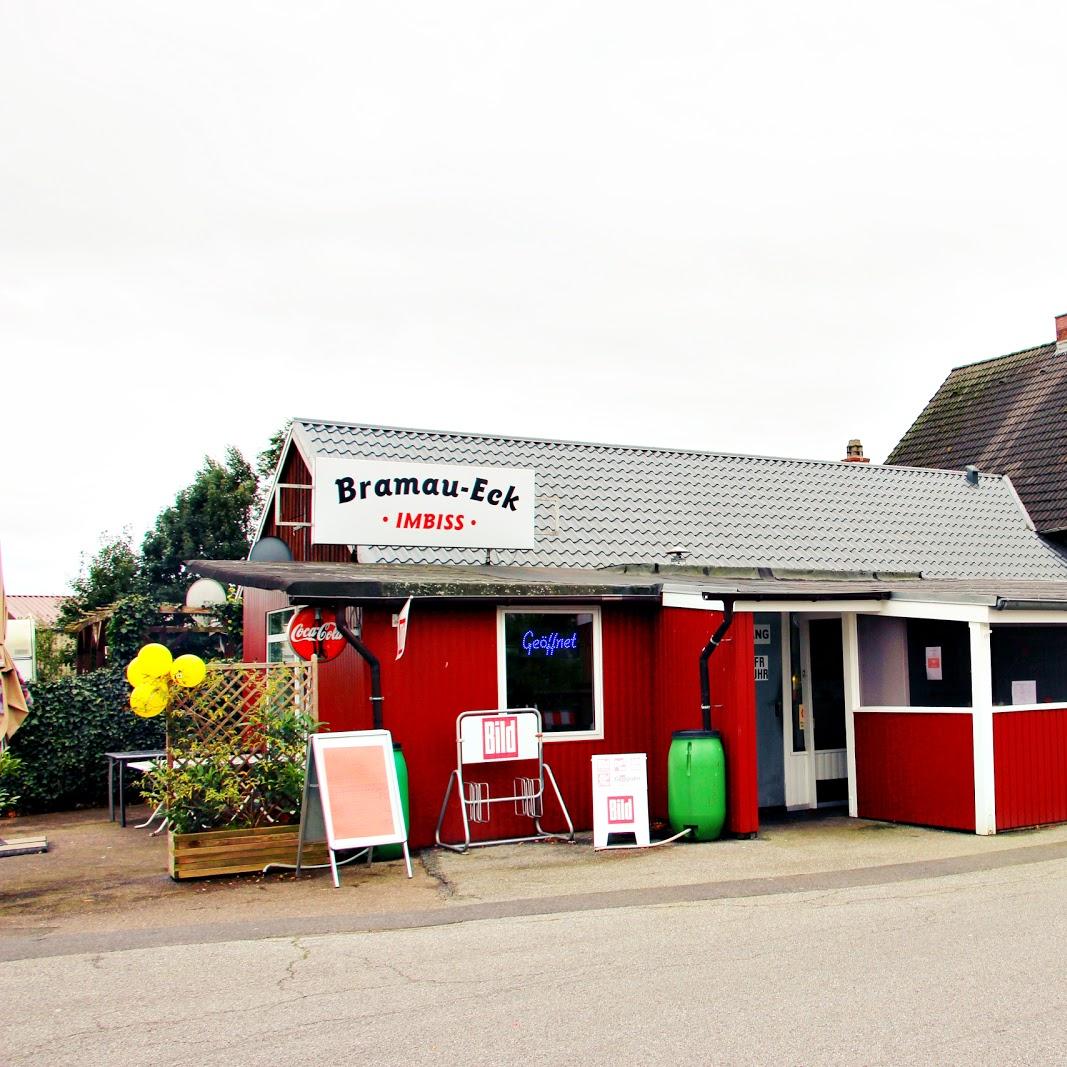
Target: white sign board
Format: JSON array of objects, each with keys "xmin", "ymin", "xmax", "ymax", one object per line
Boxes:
[
  {"xmin": 591, "ymin": 753, "xmax": 650, "ymax": 848},
  {"xmin": 459, "ymin": 710, "xmax": 540, "ymax": 765},
  {"xmin": 312, "ymin": 457, "xmax": 536, "ymax": 548},
  {"xmin": 753, "ymin": 623, "xmax": 771, "ymax": 645},
  {"xmin": 754, "ymin": 654, "xmax": 770, "ymax": 682},
  {"xmin": 308, "ymin": 730, "xmax": 408, "ymax": 851}
]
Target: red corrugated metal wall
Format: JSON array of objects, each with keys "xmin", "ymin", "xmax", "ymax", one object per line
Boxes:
[
  {"xmin": 349, "ymin": 603, "xmax": 666, "ymax": 848},
  {"xmin": 243, "ymin": 586, "xmax": 288, "ymax": 658},
  {"xmin": 244, "ymin": 593, "xmax": 760, "ymax": 846},
  {"xmin": 261, "ymin": 445, "xmax": 351, "ymax": 563},
  {"xmin": 652, "ymin": 608, "xmax": 758, "ymax": 836},
  {"xmin": 994, "ymin": 707, "xmax": 1067, "ymax": 830},
  {"xmin": 854, "ymin": 712, "xmax": 975, "ymax": 831}
]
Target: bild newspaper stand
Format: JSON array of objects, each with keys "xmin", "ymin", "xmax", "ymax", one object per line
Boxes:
[{"xmin": 435, "ymin": 708, "xmax": 574, "ymax": 852}]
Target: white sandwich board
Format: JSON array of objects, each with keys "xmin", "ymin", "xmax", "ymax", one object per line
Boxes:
[
  {"xmin": 297, "ymin": 729, "xmax": 412, "ymax": 886},
  {"xmin": 591, "ymin": 753, "xmax": 650, "ymax": 849}
]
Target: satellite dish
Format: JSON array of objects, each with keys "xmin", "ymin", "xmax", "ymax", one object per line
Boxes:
[
  {"xmin": 185, "ymin": 577, "xmax": 228, "ymax": 609},
  {"xmin": 249, "ymin": 536, "xmax": 293, "ymax": 562}
]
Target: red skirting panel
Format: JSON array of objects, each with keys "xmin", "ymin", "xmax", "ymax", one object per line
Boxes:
[
  {"xmin": 854, "ymin": 712, "xmax": 975, "ymax": 832},
  {"xmin": 994, "ymin": 707, "xmax": 1067, "ymax": 831}
]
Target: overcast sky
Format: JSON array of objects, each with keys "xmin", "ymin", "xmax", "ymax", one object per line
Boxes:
[{"xmin": 4, "ymin": 2, "xmax": 1067, "ymax": 593}]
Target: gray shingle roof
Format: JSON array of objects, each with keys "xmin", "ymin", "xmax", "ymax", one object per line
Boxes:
[
  {"xmin": 289, "ymin": 418, "xmax": 1067, "ymax": 581},
  {"xmin": 887, "ymin": 342, "xmax": 1067, "ymax": 534}
]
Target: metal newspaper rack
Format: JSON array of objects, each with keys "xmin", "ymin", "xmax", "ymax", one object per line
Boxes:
[{"xmin": 435, "ymin": 708, "xmax": 574, "ymax": 852}]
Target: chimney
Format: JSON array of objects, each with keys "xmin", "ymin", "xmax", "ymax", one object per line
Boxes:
[
  {"xmin": 842, "ymin": 439, "xmax": 869, "ymax": 463},
  {"xmin": 1057, "ymin": 311, "xmax": 1067, "ymax": 354}
]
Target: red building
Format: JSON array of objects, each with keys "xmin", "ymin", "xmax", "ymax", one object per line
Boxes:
[{"xmin": 194, "ymin": 419, "xmax": 1067, "ymax": 846}]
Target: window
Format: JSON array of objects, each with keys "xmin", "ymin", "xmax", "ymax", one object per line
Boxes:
[
  {"xmin": 856, "ymin": 615, "xmax": 972, "ymax": 708},
  {"xmin": 904, "ymin": 619, "xmax": 971, "ymax": 707},
  {"xmin": 266, "ymin": 607, "xmax": 297, "ymax": 664},
  {"xmin": 992, "ymin": 625, "xmax": 1067, "ymax": 705},
  {"xmin": 497, "ymin": 607, "xmax": 603, "ymax": 739}
]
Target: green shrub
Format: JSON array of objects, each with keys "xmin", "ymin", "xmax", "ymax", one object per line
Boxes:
[
  {"xmin": 140, "ymin": 702, "xmax": 315, "ymax": 834},
  {"xmin": 0, "ymin": 750, "xmax": 22, "ymax": 813},
  {"xmin": 10, "ymin": 668, "xmax": 165, "ymax": 813}
]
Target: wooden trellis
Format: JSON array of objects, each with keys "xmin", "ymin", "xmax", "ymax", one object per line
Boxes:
[
  {"xmin": 148, "ymin": 659, "xmax": 320, "ymax": 833},
  {"xmin": 167, "ymin": 659, "xmax": 318, "ymax": 760}
]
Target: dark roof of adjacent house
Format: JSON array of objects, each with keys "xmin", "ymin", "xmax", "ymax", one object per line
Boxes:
[
  {"xmin": 887, "ymin": 341, "xmax": 1067, "ymax": 534},
  {"xmin": 273, "ymin": 418, "xmax": 1067, "ymax": 582},
  {"xmin": 6, "ymin": 595, "xmax": 66, "ymax": 628}
]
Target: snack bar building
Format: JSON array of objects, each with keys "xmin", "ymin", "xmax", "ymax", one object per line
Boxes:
[{"xmin": 193, "ymin": 419, "xmax": 1067, "ymax": 846}]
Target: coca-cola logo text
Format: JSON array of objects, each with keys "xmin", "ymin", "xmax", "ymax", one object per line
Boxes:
[
  {"xmin": 290, "ymin": 622, "xmax": 342, "ymax": 643},
  {"xmin": 287, "ymin": 607, "xmax": 347, "ymax": 662}
]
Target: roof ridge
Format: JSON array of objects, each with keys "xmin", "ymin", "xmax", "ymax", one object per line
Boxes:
[
  {"xmin": 292, "ymin": 417, "xmax": 1005, "ymax": 481},
  {"xmin": 950, "ymin": 340, "xmax": 1054, "ymax": 372}
]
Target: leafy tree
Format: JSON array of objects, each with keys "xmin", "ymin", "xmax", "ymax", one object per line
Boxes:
[
  {"xmin": 256, "ymin": 420, "xmax": 290, "ymax": 485},
  {"xmin": 140, "ymin": 447, "xmax": 258, "ymax": 602},
  {"xmin": 106, "ymin": 594, "xmax": 163, "ymax": 664},
  {"xmin": 254, "ymin": 420, "xmax": 291, "ymax": 521},
  {"xmin": 58, "ymin": 531, "xmax": 143, "ymax": 629}
]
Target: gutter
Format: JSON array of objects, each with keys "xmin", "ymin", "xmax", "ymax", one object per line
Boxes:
[
  {"xmin": 698, "ymin": 600, "xmax": 735, "ymax": 732},
  {"xmin": 994, "ymin": 598, "xmax": 1067, "ymax": 612}
]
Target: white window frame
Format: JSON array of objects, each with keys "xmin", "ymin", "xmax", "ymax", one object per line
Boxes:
[
  {"xmin": 266, "ymin": 607, "xmax": 297, "ymax": 664},
  {"xmin": 496, "ymin": 605, "xmax": 604, "ymax": 742}
]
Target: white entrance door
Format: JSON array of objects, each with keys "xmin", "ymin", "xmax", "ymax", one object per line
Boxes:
[{"xmin": 782, "ymin": 614, "xmax": 849, "ymax": 809}]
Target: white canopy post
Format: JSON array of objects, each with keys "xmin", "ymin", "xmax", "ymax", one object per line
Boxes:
[
  {"xmin": 970, "ymin": 621, "xmax": 996, "ymax": 835},
  {"xmin": 841, "ymin": 613, "xmax": 861, "ymax": 818}
]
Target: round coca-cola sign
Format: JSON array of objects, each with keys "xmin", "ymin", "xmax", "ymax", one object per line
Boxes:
[{"xmin": 287, "ymin": 607, "xmax": 347, "ymax": 662}]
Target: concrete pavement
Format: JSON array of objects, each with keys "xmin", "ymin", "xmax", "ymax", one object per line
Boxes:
[
  {"xmin": 7, "ymin": 806, "xmax": 1067, "ymax": 963},
  {"xmin": 4, "ymin": 854, "xmax": 1067, "ymax": 1065}
]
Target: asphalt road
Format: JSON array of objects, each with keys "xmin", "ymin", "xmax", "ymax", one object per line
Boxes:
[{"xmin": 4, "ymin": 857, "xmax": 1067, "ymax": 1066}]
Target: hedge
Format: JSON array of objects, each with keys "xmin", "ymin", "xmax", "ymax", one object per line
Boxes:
[{"xmin": 10, "ymin": 668, "xmax": 165, "ymax": 814}]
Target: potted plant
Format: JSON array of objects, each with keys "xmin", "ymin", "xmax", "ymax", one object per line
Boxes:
[{"xmin": 132, "ymin": 653, "xmax": 326, "ymax": 879}]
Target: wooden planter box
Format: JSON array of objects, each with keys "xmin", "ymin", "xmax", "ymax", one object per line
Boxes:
[{"xmin": 169, "ymin": 824, "xmax": 328, "ymax": 880}]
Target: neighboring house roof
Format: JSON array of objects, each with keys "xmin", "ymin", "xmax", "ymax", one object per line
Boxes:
[
  {"xmin": 887, "ymin": 340, "xmax": 1067, "ymax": 534},
  {"xmin": 6, "ymin": 595, "xmax": 67, "ymax": 628},
  {"xmin": 272, "ymin": 418, "xmax": 1067, "ymax": 582}
]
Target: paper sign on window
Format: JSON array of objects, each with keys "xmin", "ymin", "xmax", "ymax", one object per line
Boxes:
[
  {"xmin": 925, "ymin": 646, "xmax": 943, "ymax": 681},
  {"xmin": 1011, "ymin": 680, "xmax": 1037, "ymax": 705},
  {"xmin": 754, "ymin": 654, "xmax": 770, "ymax": 682}
]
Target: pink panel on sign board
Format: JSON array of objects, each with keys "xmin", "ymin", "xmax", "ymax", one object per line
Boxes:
[{"xmin": 321, "ymin": 746, "xmax": 396, "ymax": 842}]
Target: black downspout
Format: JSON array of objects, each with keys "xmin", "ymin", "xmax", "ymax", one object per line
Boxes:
[
  {"xmin": 335, "ymin": 606, "xmax": 384, "ymax": 731},
  {"xmin": 699, "ymin": 601, "xmax": 735, "ymax": 732}
]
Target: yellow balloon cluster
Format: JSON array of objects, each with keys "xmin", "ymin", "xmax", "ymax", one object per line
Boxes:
[{"xmin": 126, "ymin": 644, "xmax": 207, "ymax": 718}]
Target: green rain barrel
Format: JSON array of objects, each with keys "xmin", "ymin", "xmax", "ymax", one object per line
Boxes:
[
  {"xmin": 668, "ymin": 730, "xmax": 726, "ymax": 841},
  {"xmin": 375, "ymin": 743, "xmax": 410, "ymax": 861}
]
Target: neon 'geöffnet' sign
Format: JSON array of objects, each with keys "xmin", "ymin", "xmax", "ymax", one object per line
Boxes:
[{"xmin": 522, "ymin": 630, "xmax": 578, "ymax": 656}]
